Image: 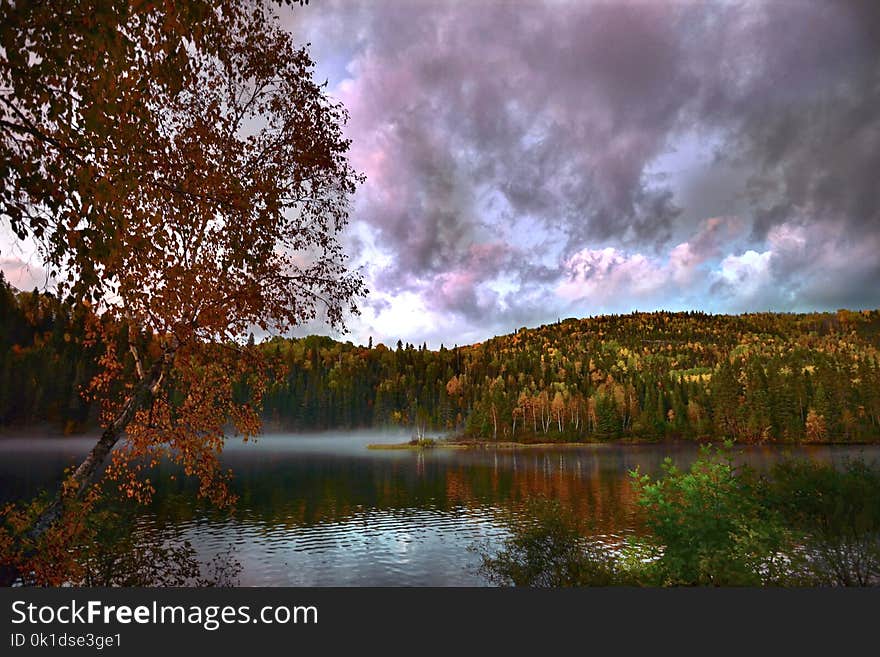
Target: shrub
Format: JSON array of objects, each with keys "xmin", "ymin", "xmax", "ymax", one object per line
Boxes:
[
  {"xmin": 764, "ymin": 457, "xmax": 880, "ymax": 586},
  {"xmin": 474, "ymin": 497, "xmax": 632, "ymax": 587},
  {"xmin": 631, "ymin": 443, "xmax": 791, "ymax": 586}
]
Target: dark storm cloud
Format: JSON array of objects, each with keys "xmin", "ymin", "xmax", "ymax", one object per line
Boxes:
[
  {"xmin": 297, "ymin": 2, "xmax": 698, "ymax": 259},
  {"xmin": 688, "ymin": 0, "xmax": 880, "ymax": 242},
  {"xmin": 281, "ymin": 0, "xmax": 880, "ymax": 342}
]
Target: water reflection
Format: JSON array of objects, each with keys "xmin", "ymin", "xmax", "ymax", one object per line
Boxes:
[{"xmin": 0, "ymin": 433, "xmax": 876, "ymax": 585}]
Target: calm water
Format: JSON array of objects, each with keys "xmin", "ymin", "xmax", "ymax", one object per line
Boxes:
[{"xmin": 1, "ymin": 432, "xmax": 877, "ymax": 585}]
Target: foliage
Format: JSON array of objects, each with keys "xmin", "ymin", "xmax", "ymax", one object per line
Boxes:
[
  {"xmin": 243, "ymin": 310, "xmax": 880, "ymax": 445},
  {"xmin": 2, "ymin": 0, "xmax": 880, "ymax": 587},
  {"xmin": 765, "ymin": 457, "xmax": 880, "ymax": 586},
  {"xmin": 474, "ymin": 498, "xmax": 631, "ymax": 587},
  {"xmin": 631, "ymin": 444, "xmax": 791, "ymax": 586},
  {"xmin": 477, "ymin": 448, "xmax": 880, "ymax": 587},
  {"xmin": 1, "ymin": 0, "xmax": 364, "ymax": 579},
  {"xmin": 3, "ymin": 2, "xmax": 336, "ymax": 323},
  {"xmin": 6, "ymin": 300, "xmax": 880, "ymax": 447},
  {"xmin": 0, "ymin": 489, "xmax": 240, "ymax": 586},
  {"xmin": 0, "ymin": 485, "xmax": 102, "ymax": 586}
]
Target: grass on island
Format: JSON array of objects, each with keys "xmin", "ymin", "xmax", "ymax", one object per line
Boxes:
[{"xmin": 367, "ymin": 437, "xmax": 475, "ymax": 450}]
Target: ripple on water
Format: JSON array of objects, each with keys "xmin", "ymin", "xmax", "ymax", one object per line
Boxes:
[{"xmin": 134, "ymin": 504, "xmax": 512, "ymax": 586}]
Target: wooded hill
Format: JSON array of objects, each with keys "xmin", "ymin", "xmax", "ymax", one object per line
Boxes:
[{"xmin": 3, "ymin": 275, "xmax": 880, "ymax": 443}]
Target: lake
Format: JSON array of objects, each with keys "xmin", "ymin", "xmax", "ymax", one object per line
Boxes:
[{"xmin": 0, "ymin": 432, "xmax": 877, "ymax": 585}]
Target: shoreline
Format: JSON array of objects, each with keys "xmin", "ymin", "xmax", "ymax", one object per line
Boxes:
[{"xmin": 366, "ymin": 437, "xmax": 880, "ymax": 450}]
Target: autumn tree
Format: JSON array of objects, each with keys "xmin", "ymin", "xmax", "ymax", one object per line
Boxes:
[
  {"xmin": 488, "ymin": 376, "xmax": 506, "ymax": 441},
  {"xmin": 0, "ymin": 0, "xmax": 364, "ymax": 581},
  {"xmin": 551, "ymin": 390, "xmax": 565, "ymax": 433},
  {"xmin": 805, "ymin": 408, "xmax": 827, "ymax": 443},
  {"xmin": 513, "ymin": 389, "xmax": 531, "ymax": 436}
]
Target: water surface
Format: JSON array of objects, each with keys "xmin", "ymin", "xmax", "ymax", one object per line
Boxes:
[{"xmin": 1, "ymin": 432, "xmax": 876, "ymax": 585}]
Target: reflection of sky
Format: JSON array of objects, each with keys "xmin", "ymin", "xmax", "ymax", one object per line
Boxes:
[
  {"xmin": 195, "ymin": 507, "xmax": 507, "ymax": 586},
  {"xmin": 4, "ymin": 1, "xmax": 880, "ymax": 348}
]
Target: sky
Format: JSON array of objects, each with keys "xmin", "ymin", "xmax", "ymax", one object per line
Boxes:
[{"xmin": 3, "ymin": 0, "xmax": 880, "ymax": 348}]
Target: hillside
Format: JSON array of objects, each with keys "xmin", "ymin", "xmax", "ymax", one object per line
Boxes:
[
  {"xmin": 258, "ymin": 309, "xmax": 880, "ymax": 443},
  {"xmin": 3, "ymin": 277, "xmax": 880, "ymax": 443}
]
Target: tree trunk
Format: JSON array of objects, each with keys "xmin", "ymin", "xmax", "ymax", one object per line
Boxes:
[{"xmin": 27, "ymin": 343, "xmax": 174, "ymax": 539}]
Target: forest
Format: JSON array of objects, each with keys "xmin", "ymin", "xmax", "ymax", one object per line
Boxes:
[{"xmin": 3, "ymin": 273, "xmax": 880, "ymax": 444}]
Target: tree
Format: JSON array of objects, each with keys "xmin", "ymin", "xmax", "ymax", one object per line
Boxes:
[
  {"xmin": 551, "ymin": 390, "xmax": 566, "ymax": 433},
  {"xmin": 3, "ymin": 2, "xmax": 288, "ymax": 260},
  {"xmin": 594, "ymin": 393, "xmax": 619, "ymax": 438},
  {"xmin": 1, "ymin": 0, "xmax": 364, "ymax": 580},
  {"xmin": 487, "ymin": 376, "xmax": 506, "ymax": 441},
  {"xmin": 804, "ymin": 408, "xmax": 827, "ymax": 443},
  {"xmin": 514, "ymin": 389, "xmax": 531, "ymax": 437}
]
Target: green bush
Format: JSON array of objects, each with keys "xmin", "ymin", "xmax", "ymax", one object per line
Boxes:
[
  {"xmin": 474, "ymin": 498, "xmax": 631, "ymax": 587},
  {"xmin": 630, "ymin": 443, "xmax": 791, "ymax": 586}
]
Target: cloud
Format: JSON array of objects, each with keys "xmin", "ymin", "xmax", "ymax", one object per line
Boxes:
[
  {"xmin": 668, "ymin": 216, "xmax": 744, "ymax": 285},
  {"xmin": 558, "ymin": 248, "xmax": 665, "ymax": 306},
  {"xmin": 282, "ymin": 0, "xmax": 880, "ymax": 346},
  {"xmin": 556, "ymin": 217, "xmax": 745, "ymax": 312},
  {"xmin": 686, "ymin": 0, "xmax": 880, "ymax": 243},
  {"xmin": 555, "ymin": 218, "xmax": 880, "ymax": 320},
  {"xmin": 7, "ymin": 1, "xmax": 876, "ymax": 349},
  {"xmin": 295, "ymin": 1, "xmax": 700, "ymax": 279},
  {"xmin": 1, "ymin": 0, "xmax": 875, "ymax": 354},
  {"xmin": 714, "ymin": 250, "xmax": 774, "ymax": 304},
  {"xmin": 711, "ymin": 220, "xmax": 880, "ymax": 312}
]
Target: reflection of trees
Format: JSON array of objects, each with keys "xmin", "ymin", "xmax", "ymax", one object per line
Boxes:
[
  {"xmin": 93, "ymin": 445, "xmax": 857, "ymax": 539},
  {"xmin": 442, "ymin": 452, "xmax": 643, "ymax": 533},
  {"xmin": 140, "ymin": 449, "xmax": 684, "ymax": 534}
]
